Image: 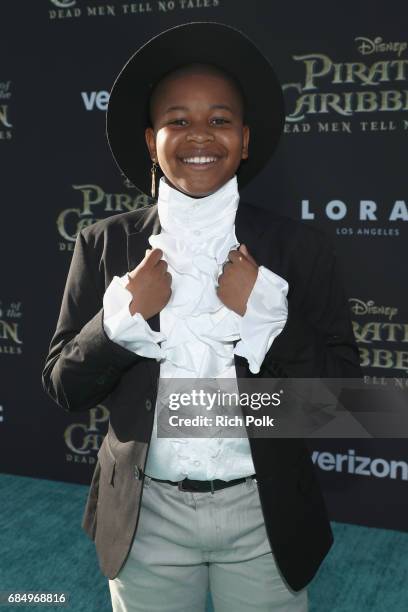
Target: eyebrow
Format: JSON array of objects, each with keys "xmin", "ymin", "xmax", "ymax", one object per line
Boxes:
[{"xmin": 163, "ymin": 104, "xmax": 234, "ymax": 114}]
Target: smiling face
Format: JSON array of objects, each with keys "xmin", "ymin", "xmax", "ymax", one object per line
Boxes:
[{"xmin": 145, "ymin": 64, "xmax": 250, "ymax": 198}]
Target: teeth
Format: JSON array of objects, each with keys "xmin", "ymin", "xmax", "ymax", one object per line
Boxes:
[{"xmin": 182, "ymin": 156, "xmax": 218, "ymax": 164}]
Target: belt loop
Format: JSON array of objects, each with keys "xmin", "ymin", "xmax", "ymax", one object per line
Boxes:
[
  {"xmin": 178, "ymin": 480, "xmax": 184, "ymax": 491},
  {"xmin": 144, "ymin": 475, "xmax": 152, "ymax": 487},
  {"xmin": 210, "ymin": 480, "xmax": 214, "ymax": 495}
]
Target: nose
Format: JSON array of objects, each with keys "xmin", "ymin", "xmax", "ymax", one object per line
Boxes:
[{"xmin": 186, "ymin": 123, "xmax": 215, "ymax": 142}]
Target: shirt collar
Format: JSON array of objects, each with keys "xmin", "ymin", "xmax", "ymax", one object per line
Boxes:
[{"xmin": 156, "ymin": 174, "xmax": 240, "ymax": 240}]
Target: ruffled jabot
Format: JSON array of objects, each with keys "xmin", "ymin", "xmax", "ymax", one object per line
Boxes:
[{"xmin": 147, "ymin": 175, "xmax": 242, "ymax": 377}]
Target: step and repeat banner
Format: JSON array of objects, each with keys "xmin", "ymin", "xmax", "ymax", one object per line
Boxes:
[{"xmin": 0, "ymin": 1, "xmax": 407, "ymax": 531}]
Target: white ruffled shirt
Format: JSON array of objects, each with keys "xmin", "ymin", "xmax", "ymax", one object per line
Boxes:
[{"xmin": 103, "ymin": 174, "xmax": 289, "ymax": 481}]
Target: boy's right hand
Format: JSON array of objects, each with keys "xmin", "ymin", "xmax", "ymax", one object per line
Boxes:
[{"xmin": 125, "ymin": 248, "xmax": 172, "ymax": 319}]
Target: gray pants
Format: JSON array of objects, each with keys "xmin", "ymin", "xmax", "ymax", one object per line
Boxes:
[{"xmin": 108, "ymin": 475, "xmax": 308, "ymax": 611}]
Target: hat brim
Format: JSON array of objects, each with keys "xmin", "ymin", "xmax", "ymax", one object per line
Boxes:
[{"xmin": 106, "ymin": 21, "xmax": 285, "ymax": 196}]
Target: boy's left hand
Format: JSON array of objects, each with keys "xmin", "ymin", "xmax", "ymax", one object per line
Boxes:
[{"xmin": 216, "ymin": 244, "xmax": 259, "ymax": 316}]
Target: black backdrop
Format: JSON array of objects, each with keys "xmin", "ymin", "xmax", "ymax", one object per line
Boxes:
[{"xmin": 1, "ymin": 1, "xmax": 407, "ymax": 531}]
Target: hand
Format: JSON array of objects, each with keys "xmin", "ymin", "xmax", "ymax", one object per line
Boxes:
[
  {"xmin": 216, "ymin": 243, "xmax": 259, "ymax": 316},
  {"xmin": 125, "ymin": 248, "xmax": 172, "ymax": 320}
]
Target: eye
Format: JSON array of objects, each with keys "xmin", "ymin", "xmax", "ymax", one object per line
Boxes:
[
  {"xmin": 169, "ymin": 119, "xmax": 187, "ymax": 126},
  {"xmin": 211, "ymin": 117, "xmax": 230, "ymax": 125}
]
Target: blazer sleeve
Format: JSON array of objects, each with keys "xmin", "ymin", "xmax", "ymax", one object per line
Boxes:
[
  {"xmin": 262, "ymin": 230, "xmax": 362, "ymax": 379},
  {"xmin": 41, "ymin": 228, "xmax": 144, "ymax": 413}
]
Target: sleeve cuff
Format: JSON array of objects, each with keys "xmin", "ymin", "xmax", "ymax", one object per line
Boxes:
[
  {"xmin": 233, "ymin": 265, "xmax": 289, "ymax": 374},
  {"xmin": 102, "ymin": 273, "xmax": 166, "ymax": 361}
]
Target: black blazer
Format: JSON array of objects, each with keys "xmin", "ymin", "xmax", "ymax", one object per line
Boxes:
[{"xmin": 42, "ymin": 199, "xmax": 362, "ymax": 592}]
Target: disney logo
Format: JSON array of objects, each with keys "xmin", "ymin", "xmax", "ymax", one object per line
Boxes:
[
  {"xmin": 355, "ymin": 36, "xmax": 407, "ymax": 57},
  {"xmin": 350, "ymin": 298, "xmax": 398, "ymax": 321}
]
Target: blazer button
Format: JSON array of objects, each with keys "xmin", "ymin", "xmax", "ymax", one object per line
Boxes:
[{"xmin": 145, "ymin": 398, "xmax": 152, "ymax": 411}]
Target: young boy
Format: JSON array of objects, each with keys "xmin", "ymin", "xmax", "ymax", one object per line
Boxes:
[{"xmin": 42, "ymin": 22, "xmax": 361, "ymax": 612}]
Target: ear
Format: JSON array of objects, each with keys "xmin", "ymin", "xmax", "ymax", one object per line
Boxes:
[
  {"xmin": 241, "ymin": 125, "xmax": 250, "ymax": 160},
  {"xmin": 145, "ymin": 127, "xmax": 157, "ymax": 161}
]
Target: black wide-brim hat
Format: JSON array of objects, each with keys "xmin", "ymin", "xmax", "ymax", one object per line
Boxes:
[{"xmin": 106, "ymin": 21, "xmax": 285, "ymax": 196}]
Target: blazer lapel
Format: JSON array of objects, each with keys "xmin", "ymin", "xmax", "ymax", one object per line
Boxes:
[{"xmin": 234, "ymin": 201, "xmax": 265, "ymax": 257}]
